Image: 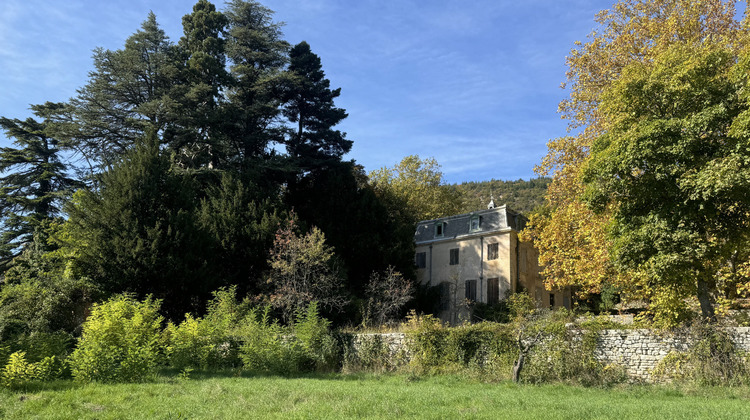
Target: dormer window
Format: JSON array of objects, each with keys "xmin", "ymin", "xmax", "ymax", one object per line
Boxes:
[
  {"xmin": 435, "ymin": 222, "xmax": 445, "ymax": 238},
  {"xmin": 470, "ymin": 215, "xmax": 481, "ymax": 232}
]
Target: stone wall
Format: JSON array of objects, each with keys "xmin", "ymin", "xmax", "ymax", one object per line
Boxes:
[
  {"xmin": 350, "ymin": 327, "xmax": 750, "ymax": 381},
  {"xmin": 594, "ymin": 327, "xmax": 750, "ymax": 381}
]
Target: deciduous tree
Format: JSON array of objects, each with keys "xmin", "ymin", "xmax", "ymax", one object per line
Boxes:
[
  {"xmin": 363, "ymin": 266, "xmax": 414, "ymax": 326},
  {"xmin": 370, "ymin": 155, "xmax": 461, "ymax": 224},
  {"xmin": 267, "ymin": 215, "xmax": 348, "ymax": 322},
  {"xmin": 526, "ymin": 0, "xmax": 742, "ymax": 313},
  {"xmin": 583, "ymin": 41, "xmax": 750, "ymax": 321}
]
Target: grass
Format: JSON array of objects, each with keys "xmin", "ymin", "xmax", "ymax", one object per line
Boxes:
[{"xmin": 1, "ymin": 372, "xmax": 750, "ymax": 419}]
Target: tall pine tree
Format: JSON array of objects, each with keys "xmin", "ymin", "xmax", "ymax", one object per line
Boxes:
[
  {"xmin": 172, "ymin": 0, "xmax": 231, "ymax": 169},
  {"xmin": 283, "ymin": 41, "xmax": 351, "ymax": 174}
]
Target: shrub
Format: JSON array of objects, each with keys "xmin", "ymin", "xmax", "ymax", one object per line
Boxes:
[
  {"xmin": 517, "ymin": 310, "xmax": 625, "ymax": 386},
  {"xmin": 13, "ymin": 331, "xmax": 73, "ymax": 364},
  {"xmin": 0, "ymin": 351, "xmax": 63, "ymax": 388},
  {"xmin": 471, "ymin": 302, "xmax": 510, "ymax": 323},
  {"xmin": 507, "ymin": 292, "xmax": 535, "ymax": 320},
  {"xmin": 405, "ymin": 311, "xmax": 448, "ymax": 373},
  {"xmin": 164, "ymin": 314, "xmax": 217, "ymax": 370},
  {"xmin": 164, "ymin": 287, "xmax": 250, "ymax": 370},
  {"xmin": 237, "ymin": 306, "xmax": 302, "ymax": 375},
  {"xmin": 362, "ymin": 267, "xmax": 414, "ymax": 327},
  {"xmin": 652, "ymin": 322, "xmax": 750, "ymax": 386},
  {"xmin": 404, "ymin": 312, "xmax": 521, "ymax": 379},
  {"xmin": 293, "ymin": 302, "xmax": 339, "ymax": 371},
  {"xmin": 69, "ymin": 295, "xmax": 164, "ymax": 382}
]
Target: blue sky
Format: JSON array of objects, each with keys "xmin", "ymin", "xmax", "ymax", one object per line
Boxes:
[{"xmin": 2, "ymin": 0, "xmax": 615, "ymax": 183}]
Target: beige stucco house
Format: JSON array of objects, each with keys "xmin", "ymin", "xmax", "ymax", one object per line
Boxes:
[{"xmin": 414, "ymin": 201, "xmax": 570, "ymax": 323}]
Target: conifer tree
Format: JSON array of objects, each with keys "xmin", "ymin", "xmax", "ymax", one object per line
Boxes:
[
  {"xmin": 64, "ymin": 134, "xmax": 214, "ymax": 319},
  {"xmin": 283, "ymin": 41, "xmax": 351, "ymax": 173},
  {"xmin": 224, "ymin": 0, "xmax": 289, "ymax": 169},
  {"xmin": 172, "ymin": 0, "xmax": 231, "ymax": 169},
  {"xmin": 60, "ymin": 13, "xmax": 179, "ymax": 172},
  {"xmin": 0, "ymin": 105, "xmax": 82, "ymax": 268}
]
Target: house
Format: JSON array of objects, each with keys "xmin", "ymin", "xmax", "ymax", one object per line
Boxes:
[{"xmin": 414, "ymin": 199, "xmax": 570, "ymax": 323}]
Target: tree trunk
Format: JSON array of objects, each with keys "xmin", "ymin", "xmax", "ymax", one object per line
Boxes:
[
  {"xmin": 512, "ymin": 352, "xmax": 525, "ymax": 383},
  {"xmin": 696, "ymin": 276, "xmax": 716, "ymax": 322}
]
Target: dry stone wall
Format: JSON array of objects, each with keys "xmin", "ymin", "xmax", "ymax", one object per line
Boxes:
[{"xmin": 351, "ymin": 327, "xmax": 750, "ymax": 381}]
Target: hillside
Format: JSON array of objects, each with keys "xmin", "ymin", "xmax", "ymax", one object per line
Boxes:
[{"xmin": 447, "ymin": 177, "xmax": 551, "ymax": 215}]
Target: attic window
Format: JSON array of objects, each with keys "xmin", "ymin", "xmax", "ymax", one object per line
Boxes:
[
  {"xmin": 435, "ymin": 222, "xmax": 445, "ymax": 238},
  {"xmin": 470, "ymin": 215, "xmax": 481, "ymax": 232}
]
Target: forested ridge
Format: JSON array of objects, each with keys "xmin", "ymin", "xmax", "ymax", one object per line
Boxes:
[{"xmin": 449, "ymin": 177, "xmax": 551, "ymax": 216}]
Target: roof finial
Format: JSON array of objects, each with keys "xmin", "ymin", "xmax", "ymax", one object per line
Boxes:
[{"xmin": 487, "ymin": 193, "xmax": 496, "ymax": 209}]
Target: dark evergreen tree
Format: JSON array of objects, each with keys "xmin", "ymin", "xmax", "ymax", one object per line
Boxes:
[
  {"xmin": 56, "ymin": 13, "xmax": 180, "ymax": 173},
  {"xmin": 224, "ymin": 0, "xmax": 289, "ymax": 170},
  {"xmin": 196, "ymin": 173, "xmax": 282, "ymax": 296},
  {"xmin": 64, "ymin": 134, "xmax": 215, "ymax": 319},
  {"xmin": 283, "ymin": 41, "xmax": 351, "ymax": 174},
  {"xmin": 0, "ymin": 105, "xmax": 82, "ymax": 269},
  {"xmin": 287, "ymin": 162, "xmax": 414, "ymax": 297},
  {"xmin": 171, "ymin": 0, "xmax": 231, "ymax": 169}
]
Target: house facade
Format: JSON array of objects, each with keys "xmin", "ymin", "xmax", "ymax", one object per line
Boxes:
[{"xmin": 414, "ymin": 202, "xmax": 570, "ymax": 323}]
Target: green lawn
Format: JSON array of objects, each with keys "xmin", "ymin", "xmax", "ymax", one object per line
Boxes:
[{"xmin": 1, "ymin": 373, "xmax": 749, "ymax": 419}]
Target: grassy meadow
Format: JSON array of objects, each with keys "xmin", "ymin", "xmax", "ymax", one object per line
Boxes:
[{"xmin": 1, "ymin": 373, "xmax": 749, "ymax": 419}]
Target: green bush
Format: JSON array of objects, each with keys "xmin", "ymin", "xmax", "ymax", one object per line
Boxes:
[
  {"xmin": 69, "ymin": 295, "xmax": 164, "ymax": 383},
  {"xmin": 1, "ymin": 351, "xmax": 37, "ymax": 388},
  {"xmin": 471, "ymin": 302, "xmax": 510, "ymax": 323},
  {"xmin": 0, "ymin": 351, "xmax": 63, "ymax": 388},
  {"xmin": 507, "ymin": 292, "xmax": 535, "ymax": 320},
  {"xmin": 406, "ymin": 316, "xmax": 517, "ymax": 379},
  {"xmin": 14, "ymin": 331, "xmax": 73, "ymax": 364},
  {"xmin": 164, "ymin": 314, "xmax": 217, "ymax": 370},
  {"xmin": 517, "ymin": 310, "xmax": 625, "ymax": 386},
  {"xmin": 164, "ymin": 287, "xmax": 251, "ymax": 370},
  {"xmin": 237, "ymin": 306, "xmax": 302, "ymax": 375},
  {"xmin": 401, "ymin": 307, "xmax": 626, "ymax": 386},
  {"xmin": 293, "ymin": 302, "xmax": 339, "ymax": 372},
  {"xmin": 405, "ymin": 312, "xmax": 448, "ymax": 373}
]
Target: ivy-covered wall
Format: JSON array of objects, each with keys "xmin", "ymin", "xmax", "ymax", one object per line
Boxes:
[{"xmin": 350, "ymin": 327, "xmax": 750, "ymax": 382}]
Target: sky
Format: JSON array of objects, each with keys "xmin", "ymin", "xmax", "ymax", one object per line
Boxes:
[{"xmin": 2, "ymin": 0, "xmax": 625, "ymax": 183}]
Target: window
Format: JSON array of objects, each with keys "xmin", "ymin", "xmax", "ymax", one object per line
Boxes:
[
  {"xmin": 439, "ymin": 282, "xmax": 451, "ymax": 311},
  {"xmin": 487, "ymin": 243, "xmax": 498, "ymax": 260},
  {"xmin": 465, "ymin": 280, "xmax": 477, "ymax": 302},
  {"xmin": 470, "ymin": 216, "xmax": 481, "ymax": 232},
  {"xmin": 449, "ymin": 248, "xmax": 459, "ymax": 265},
  {"xmin": 487, "ymin": 278, "xmax": 500, "ymax": 305},
  {"xmin": 549, "ymin": 293, "xmax": 555, "ymax": 308},
  {"xmin": 435, "ymin": 222, "xmax": 445, "ymax": 238},
  {"xmin": 415, "ymin": 252, "xmax": 426, "ymax": 269}
]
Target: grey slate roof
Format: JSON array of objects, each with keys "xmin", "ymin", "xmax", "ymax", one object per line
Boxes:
[{"xmin": 414, "ymin": 205, "xmax": 526, "ymax": 244}]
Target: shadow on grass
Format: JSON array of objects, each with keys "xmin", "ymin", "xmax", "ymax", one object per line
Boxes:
[
  {"xmin": 2, "ymin": 369, "xmax": 388, "ymax": 395},
  {"xmin": 4, "ymin": 379, "xmax": 83, "ymax": 394},
  {"xmin": 159, "ymin": 367, "xmax": 393, "ymax": 382}
]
